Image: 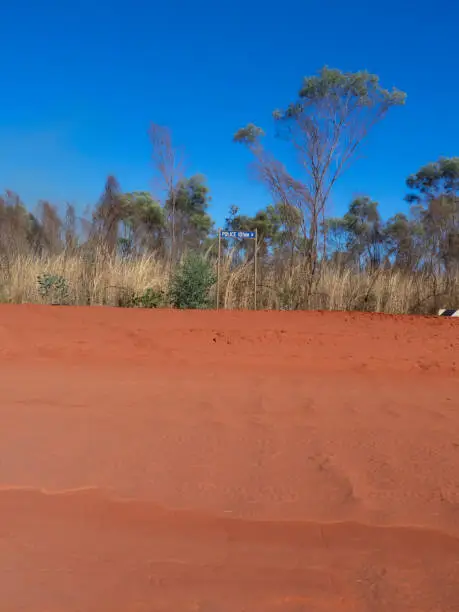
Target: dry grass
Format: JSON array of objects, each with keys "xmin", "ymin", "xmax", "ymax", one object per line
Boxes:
[
  {"xmin": 0, "ymin": 248, "xmax": 457, "ymax": 314},
  {"xmin": 0, "ymin": 250, "xmax": 168, "ymax": 306}
]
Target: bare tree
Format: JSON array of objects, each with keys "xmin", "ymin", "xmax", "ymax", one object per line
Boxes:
[
  {"xmin": 91, "ymin": 175, "xmax": 124, "ymax": 253},
  {"xmin": 149, "ymin": 123, "xmax": 184, "ymax": 266},
  {"xmin": 37, "ymin": 201, "xmax": 63, "ymax": 254},
  {"xmin": 63, "ymin": 203, "xmax": 78, "ymax": 254},
  {"xmin": 0, "ymin": 190, "xmax": 34, "ymax": 255},
  {"xmin": 234, "ymin": 67, "xmax": 406, "ymax": 305}
]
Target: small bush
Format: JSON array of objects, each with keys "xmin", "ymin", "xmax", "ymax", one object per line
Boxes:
[
  {"xmin": 114, "ymin": 287, "xmax": 137, "ymax": 308},
  {"xmin": 37, "ymin": 273, "xmax": 69, "ymax": 305},
  {"xmin": 169, "ymin": 253, "xmax": 216, "ymax": 309},
  {"xmin": 113, "ymin": 286, "xmax": 164, "ymax": 308},
  {"xmin": 132, "ymin": 287, "xmax": 164, "ymax": 308}
]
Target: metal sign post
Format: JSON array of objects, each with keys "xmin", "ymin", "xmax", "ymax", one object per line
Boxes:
[
  {"xmin": 216, "ymin": 229, "xmax": 258, "ymax": 310},
  {"xmin": 254, "ymin": 228, "xmax": 258, "ymax": 310},
  {"xmin": 216, "ymin": 230, "xmax": 222, "ymax": 310}
]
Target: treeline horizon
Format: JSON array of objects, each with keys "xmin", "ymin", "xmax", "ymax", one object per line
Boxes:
[{"xmin": 1, "ymin": 66, "xmax": 458, "ymax": 313}]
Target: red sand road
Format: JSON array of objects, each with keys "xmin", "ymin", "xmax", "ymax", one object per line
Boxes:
[{"xmin": 1, "ymin": 305, "xmax": 459, "ymax": 611}]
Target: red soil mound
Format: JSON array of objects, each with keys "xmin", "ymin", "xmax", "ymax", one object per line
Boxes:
[{"xmin": 1, "ymin": 305, "xmax": 458, "ymax": 610}]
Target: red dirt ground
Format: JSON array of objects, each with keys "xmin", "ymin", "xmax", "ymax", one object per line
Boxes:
[{"xmin": 1, "ymin": 305, "xmax": 458, "ymax": 611}]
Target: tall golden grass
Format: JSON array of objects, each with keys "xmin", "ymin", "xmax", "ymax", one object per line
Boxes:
[{"xmin": 1, "ymin": 247, "xmax": 457, "ymax": 314}]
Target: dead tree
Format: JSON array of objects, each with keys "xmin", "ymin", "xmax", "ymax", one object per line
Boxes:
[{"xmin": 149, "ymin": 123, "xmax": 184, "ymax": 267}]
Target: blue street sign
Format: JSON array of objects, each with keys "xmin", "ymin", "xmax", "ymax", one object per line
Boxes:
[{"xmin": 220, "ymin": 230, "xmax": 256, "ymax": 239}]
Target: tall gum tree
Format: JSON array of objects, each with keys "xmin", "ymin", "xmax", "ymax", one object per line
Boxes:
[
  {"xmin": 234, "ymin": 66, "xmax": 406, "ymax": 305},
  {"xmin": 406, "ymin": 157, "xmax": 459, "ymax": 275}
]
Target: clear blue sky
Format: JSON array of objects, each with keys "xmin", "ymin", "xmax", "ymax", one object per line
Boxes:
[{"xmin": 1, "ymin": 0, "xmax": 458, "ymax": 227}]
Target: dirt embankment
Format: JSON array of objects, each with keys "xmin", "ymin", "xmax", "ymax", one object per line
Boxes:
[{"xmin": 1, "ymin": 305, "xmax": 458, "ymax": 611}]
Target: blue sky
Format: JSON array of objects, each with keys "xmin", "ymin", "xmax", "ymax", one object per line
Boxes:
[{"xmin": 1, "ymin": 0, "xmax": 458, "ymax": 227}]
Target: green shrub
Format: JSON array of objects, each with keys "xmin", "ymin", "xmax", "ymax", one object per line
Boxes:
[
  {"xmin": 115, "ymin": 286, "xmax": 164, "ymax": 308},
  {"xmin": 132, "ymin": 287, "xmax": 164, "ymax": 308},
  {"xmin": 37, "ymin": 273, "xmax": 69, "ymax": 305},
  {"xmin": 169, "ymin": 253, "xmax": 216, "ymax": 309}
]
